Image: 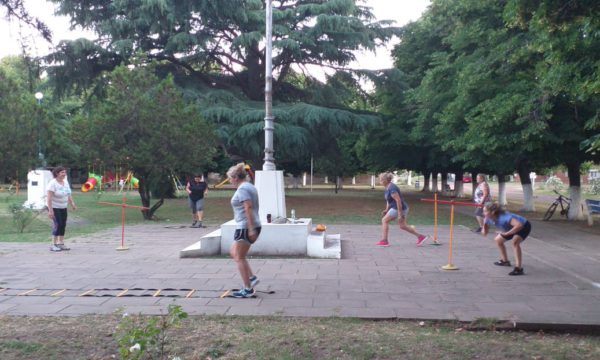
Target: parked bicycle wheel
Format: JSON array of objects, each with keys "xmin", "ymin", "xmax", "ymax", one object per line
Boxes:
[{"xmin": 543, "ymin": 202, "xmax": 558, "ymax": 221}]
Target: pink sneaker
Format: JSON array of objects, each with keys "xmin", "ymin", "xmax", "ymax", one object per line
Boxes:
[
  {"xmin": 416, "ymin": 235, "xmax": 428, "ymax": 246},
  {"xmin": 375, "ymin": 240, "xmax": 390, "ymax": 247}
]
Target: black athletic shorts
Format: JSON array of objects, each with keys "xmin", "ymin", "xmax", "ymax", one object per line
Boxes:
[
  {"xmin": 501, "ymin": 221, "xmax": 531, "ymax": 241},
  {"xmin": 234, "ymin": 227, "xmax": 262, "ymax": 244}
]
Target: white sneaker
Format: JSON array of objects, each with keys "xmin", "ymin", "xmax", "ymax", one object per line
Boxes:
[{"xmin": 50, "ymin": 245, "xmax": 62, "ymax": 252}]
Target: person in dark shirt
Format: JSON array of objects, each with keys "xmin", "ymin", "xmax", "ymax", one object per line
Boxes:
[{"xmin": 186, "ymin": 174, "xmax": 208, "ymax": 227}]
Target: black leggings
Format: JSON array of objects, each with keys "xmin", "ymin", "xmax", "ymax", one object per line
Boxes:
[{"xmin": 52, "ymin": 208, "xmax": 68, "ymax": 236}]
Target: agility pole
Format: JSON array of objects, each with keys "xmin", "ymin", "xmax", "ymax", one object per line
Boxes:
[{"xmin": 421, "ymin": 198, "xmax": 482, "ymax": 271}]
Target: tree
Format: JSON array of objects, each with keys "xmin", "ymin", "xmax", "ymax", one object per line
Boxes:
[
  {"xmin": 71, "ymin": 62, "xmax": 217, "ymax": 219},
  {"xmin": 47, "ymin": 0, "xmax": 396, "ymax": 100},
  {"xmin": 44, "ymin": 1, "xmax": 394, "ymax": 175},
  {"xmin": 0, "ymin": 60, "xmax": 38, "ymax": 182},
  {"xmin": 1, "ymin": 0, "xmax": 52, "ymax": 41},
  {"xmin": 504, "ymin": 0, "xmax": 600, "ymax": 218}
]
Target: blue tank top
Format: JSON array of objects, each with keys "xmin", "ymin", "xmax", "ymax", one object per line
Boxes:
[
  {"xmin": 384, "ymin": 183, "xmax": 407, "ymax": 210},
  {"xmin": 485, "ymin": 212, "xmax": 527, "ymax": 231}
]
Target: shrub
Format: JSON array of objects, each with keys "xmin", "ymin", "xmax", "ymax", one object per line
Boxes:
[
  {"xmin": 588, "ymin": 178, "xmax": 600, "ymax": 195},
  {"xmin": 116, "ymin": 304, "xmax": 188, "ymax": 360},
  {"xmin": 8, "ymin": 203, "xmax": 42, "ymax": 233},
  {"xmin": 544, "ymin": 176, "xmax": 564, "ymax": 192}
]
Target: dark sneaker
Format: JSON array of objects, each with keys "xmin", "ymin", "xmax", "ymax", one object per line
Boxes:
[
  {"xmin": 191, "ymin": 220, "xmax": 198, "ymax": 228},
  {"xmin": 57, "ymin": 244, "xmax": 70, "ymax": 251},
  {"xmin": 494, "ymin": 260, "xmax": 511, "ymax": 266},
  {"xmin": 471, "ymin": 227, "xmax": 482, "ymax": 233},
  {"xmin": 232, "ymin": 288, "xmax": 255, "ymax": 298},
  {"xmin": 509, "ymin": 267, "xmax": 524, "ymax": 276},
  {"xmin": 197, "ymin": 221, "xmax": 203, "ymax": 228},
  {"xmin": 249, "ymin": 275, "xmax": 259, "ymax": 288},
  {"xmin": 50, "ymin": 245, "xmax": 62, "ymax": 252}
]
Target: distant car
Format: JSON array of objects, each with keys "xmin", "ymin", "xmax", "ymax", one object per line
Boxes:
[{"xmin": 463, "ymin": 175, "xmax": 472, "ymax": 183}]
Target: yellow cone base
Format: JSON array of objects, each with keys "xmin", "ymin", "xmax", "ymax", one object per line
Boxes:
[
  {"xmin": 116, "ymin": 246, "xmax": 129, "ymax": 251},
  {"xmin": 441, "ymin": 264, "xmax": 459, "ymax": 270}
]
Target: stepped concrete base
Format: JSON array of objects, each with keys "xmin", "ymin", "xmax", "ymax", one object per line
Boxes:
[
  {"xmin": 221, "ymin": 218, "xmax": 311, "ymax": 256},
  {"xmin": 307, "ymin": 231, "xmax": 341, "ymax": 259},
  {"xmin": 179, "ymin": 218, "xmax": 342, "ymax": 258},
  {"xmin": 179, "ymin": 229, "xmax": 221, "ymax": 258}
]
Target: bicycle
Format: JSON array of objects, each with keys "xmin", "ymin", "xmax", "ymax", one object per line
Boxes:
[{"xmin": 543, "ymin": 190, "xmax": 571, "ymax": 221}]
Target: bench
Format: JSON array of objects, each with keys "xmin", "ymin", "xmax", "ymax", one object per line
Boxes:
[{"xmin": 585, "ymin": 199, "xmax": 600, "ymax": 226}]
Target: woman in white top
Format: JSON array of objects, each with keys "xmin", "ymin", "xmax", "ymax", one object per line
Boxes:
[
  {"xmin": 473, "ymin": 173, "xmax": 491, "ymax": 233},
  {"xmin": 47, "ymin": 167, "xmax": 77, "ymax": 252}
]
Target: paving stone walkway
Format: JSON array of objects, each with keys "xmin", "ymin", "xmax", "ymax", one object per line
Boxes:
[{"xmin": 1, "ymin": 222, "xmax": 599, "ymax": 327}]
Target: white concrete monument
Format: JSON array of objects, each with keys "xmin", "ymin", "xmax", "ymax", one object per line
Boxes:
[{"xmin": 23, "ymin": 169, "xmax": 53, "ymax": 210}]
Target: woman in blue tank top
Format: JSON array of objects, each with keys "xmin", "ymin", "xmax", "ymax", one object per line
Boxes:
[{"xmin": 482, "ymin": 202, "xmax": 531, "ymax": 275}]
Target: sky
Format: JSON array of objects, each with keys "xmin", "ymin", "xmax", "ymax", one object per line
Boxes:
[{"xmin": 0, "ymin": 0, "xmax": 431, "ymax": 70}]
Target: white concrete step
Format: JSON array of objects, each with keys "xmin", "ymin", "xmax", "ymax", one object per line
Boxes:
[
  {"xmin": 179, "ymin": 229, "xmax": 221, "ymax": 258},
  {"xmin": 307, "ymin": 231, "xmax": 341, "ymax": 259}
]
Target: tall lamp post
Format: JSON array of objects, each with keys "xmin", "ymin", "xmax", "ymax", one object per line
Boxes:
[
  {"xmin": 263, "ymin": 0, "xmax": 275, "ymax": 171},
  {"xmin": 254, "ymin": 0, "xmax": 287, "ymax": 221},
  {"xmin": 34, "ymin": 92, "xmax": 46, "ymax": 167}
]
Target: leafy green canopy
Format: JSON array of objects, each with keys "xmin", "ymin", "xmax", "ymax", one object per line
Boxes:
[
  {"xmin": 46, "ymin": 0, "xmax": 397, "ymax": 100},
  {"xmin": 366, "ymin": 0, "xmax": 599, "ymax": 180},
  {"xmin": 505, "ymin": 0, "xmax": 600, "ymax": 157},
  {"xmin": 0, "ymin": 61, "xmax": 39, "ymax": 181},
  {"xmin": 45, "ymin": 0, "xmax": 393, "ymax": 174}
]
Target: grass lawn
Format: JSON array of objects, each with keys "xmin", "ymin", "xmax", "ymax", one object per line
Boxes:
[
  {"xmin": 0, "ymin": 187, "xmax": 476, "ymax": 243},
  {"xmin": 0, "ymin": 315, "xmax": 598, "ymax": 360}
]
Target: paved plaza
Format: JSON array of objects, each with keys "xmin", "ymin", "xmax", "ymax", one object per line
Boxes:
[{"xmin": 1, "ymin": 221, "xmax": 599, "ymax": 327}]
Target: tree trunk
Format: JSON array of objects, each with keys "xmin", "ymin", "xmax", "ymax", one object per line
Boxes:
[
  {"xmin": 407, "ymin": 171, "xmax": 412, "ymax": 186},
  {"xmin": 455, "ymin": 180, "xmax": 464, "ymax": 198},
  {"xmin": 422, "ymin": 170, "xmax": 431, "ymax": 192},
  {"xmin": 497, "ymin": 175, "xmax": 508, "ymax": 206},
  {"xmin": 566, "ymin": 161, "xmax": 583, "ymax": 220},
  {"xmin": 441, "ymin": 172, "xmax": 450, "ymax": 196},
  {"xmin": 138, "ymin": 177, "xmax": 153, "ymax": 220},
  {"xmin": 431, "ymin": 172, "xmax": 438, "ymax": 193},
  {"xmin": 516, "ymin": 160, "xmax": 535, "ymax": 212},
  {"xmin": 243, "ymin": 46, "xmax": 264, "ymax": 101},
  {"xmin": 336, "ymin": 176, "xmax": 343, "ymax": 191}
]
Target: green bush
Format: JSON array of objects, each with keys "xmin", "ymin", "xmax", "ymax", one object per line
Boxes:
[
  {"xmin": 8, "ymin": 203, "xmax": 42, "ymax": 233},
  {"xmin": 588, "ymin": 178, "xmax": 600, "ymax": 195},
  {"xmin": 544, "ymin": 176, "xmax": 565, "ymax": 192},
  {"xmin": 116, "ymin": 304, "xmax": 188, "ymax": 360}
]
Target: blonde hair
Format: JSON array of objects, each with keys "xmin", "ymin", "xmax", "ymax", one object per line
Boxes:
[
  {"xmin": 227, "ymin": 163, "xmax": 247, "ymax": 181},
  {"xmin": 378, "ymin": 172, "xmax": 393, "ymax": 183}
]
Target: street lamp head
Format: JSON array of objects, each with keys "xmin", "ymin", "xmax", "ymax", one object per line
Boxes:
[{"xmin": 35, "ymin": 92, "xmax": 44, "ymax": 100}]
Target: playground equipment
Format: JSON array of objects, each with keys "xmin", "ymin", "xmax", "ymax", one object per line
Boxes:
[
  {"xmin": 81, "ymin": 172, "xmax": 102, "ymax": 192},
  {"xmin": 421, "ymin": 195, "xmax": 482, "ymax": 271},
  {"xmin": 83, "ymin": 170, "xmax": 139, "ymax": 193}
]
